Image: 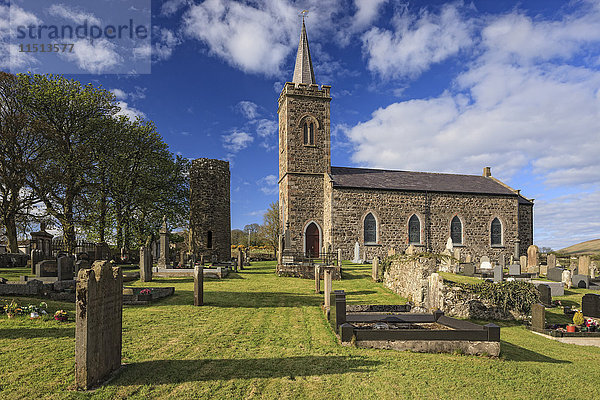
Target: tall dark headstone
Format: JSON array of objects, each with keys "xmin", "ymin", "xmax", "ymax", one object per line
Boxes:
[
  {"xmin": 194, "ymin": 266, "xmax": 204, "ymax": 306},
  {"xmin": 531, "ymin": 303, "xmax": 545, "ymax": 332},
  {"xmin": 75, "ymin": 261, "xmax": 122, "ymax": 390},
  {"xmin": 536, "ymin": 284, "xmax": 552, "ymax": 306},
  {"xmin": 139, "ymin": 247, "xmax": 152, "ymax": 283},
  {"xmin": 582, "ymin": 293, "xmax": 600, "ymax": 318},
  {"xmin": 493, "ymin": 265, "xmax": 503, "ymax": 282}
]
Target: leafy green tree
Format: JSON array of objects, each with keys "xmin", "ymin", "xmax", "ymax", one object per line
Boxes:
[
  {"xmin": 231, "ymin": 229, "xmax": 245, "ymax": 246},
  {"xmin": 243, "ymin": 223, "xmax": 260, "ymax": 246},
  {"xmin": 259, "ymin": 201, "xmax": 279, "ymax": 253}
]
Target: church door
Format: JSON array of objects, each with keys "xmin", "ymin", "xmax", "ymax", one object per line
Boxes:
[{"xmin": 305, "ymin": 222, "xmax": 320, "ymax": 258}]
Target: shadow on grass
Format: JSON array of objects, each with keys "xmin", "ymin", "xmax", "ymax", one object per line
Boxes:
[
  {"xmin": 115, "ymin": 356, "xmax": 379, "ymax": 385},
  {"xmin": 0, "ymin": 326, "xmax": 74, "ymax": 339},
  {"xmin": 500, "ymin": 341, "xmax": 571, "ymax": 363},
  {"xmin": 345, "ymin": 290, "xmax": 377, "ymax": 296},
  {"xmin": 149, "ymin": 290, "xmax": 321, "ymax": 308}
]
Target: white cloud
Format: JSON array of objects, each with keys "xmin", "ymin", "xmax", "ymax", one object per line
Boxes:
[
  {"xmin": 181, "ymin": 0, "xmax": 298, "ymax": 76},
  {"xmin": 257, "ymin": 174, "xmax": 278, "ymax": 195},
  {"xmin": 111, "ymin": 88, "xmax": 128, "ymax": 100},
  {"xmin": 222, "ymin": 130, "xmax": 254, "ymax": 152},
  {"xmin": 115, "ymin": 101, "xmax": 146, "ymax": 120},
  {"xmin": 351, "ymin": 0, "xmax": 388, "ymax": 31},
  {"xmin": 254, "ymin": 119, "xmax": 277, "ymax": 138},
  {"xmin": 362, "ymin": 3, "xmax": 473, "ymax": 79},
  {"xmin": 237, "ymin": 100, "xmax": 259, "ymax": 119},
  {"xmin": 347, "ymin": 5, "xmax": 600, "ymax": 188},
  {"xmin": 161, "ymin": 0, "xmax": 192, "ymax": 16},
  {"xmin": 153, "ymin": 27, "xmax": 181, "ymax": 61},
  {"xmin": 48, "ymin": 4, "xmax": 101, "ymax": 26},
  {"xmin": 1, "ymin": 4, "xmax": 41, "ymax": 70},
  {"xmin": 58, "ymin": 38, "xmax": 122, "ymax": 74}
]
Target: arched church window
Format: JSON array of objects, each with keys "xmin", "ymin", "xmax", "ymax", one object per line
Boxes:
[
  {"xmin": 451, "ymin": 216, "xmax": 462, "ymax": 245},
  {"xmin": 491, "ymin": 218, "xmax": 502, "ymax": 246},
  {"xmin": 408, "ymin": 214, "xmax": 420, "ymax": 244},
  {"xmin": 364, "ymin": 213, "xmax": 377, "ymax": 244},
  {"xmin": 303, "ymin": 121, "xmax": 315, "ymax": 145}
]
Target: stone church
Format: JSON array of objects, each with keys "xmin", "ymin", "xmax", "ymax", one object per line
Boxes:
[{"xmin": 278, "ymin": 21, "xmax": 533, "ymax": 262}]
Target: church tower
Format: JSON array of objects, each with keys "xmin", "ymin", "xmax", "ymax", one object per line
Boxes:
[{"xmin": 278, "ymin": 19, "xmax": 331, "ymax": 257}]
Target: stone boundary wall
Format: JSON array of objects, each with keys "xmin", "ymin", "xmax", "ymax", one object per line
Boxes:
[
  {"xmin": 384, "ymin": 257, "xmax": 527, "ymax": 320},
  {"xmin": 276, "ymin": 264, "xmax": 341, "ymax": 280}
]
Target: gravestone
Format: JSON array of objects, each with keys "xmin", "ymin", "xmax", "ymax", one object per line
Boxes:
[
  {"xmin": 520, "ymin": 256, "xmax": 527, "ymax": 273},
  {"xmin": 465, "ymin": 254, "xmax": 472, "ymax": 263},
  {"xmin": 531, "ymin": 303, "xmax": 545, "ymax": 332},
  {"xmin": 527, "ymin": 245, "xmax": 539, "ymax": 270},
  {"xmin": 337, "ymin": 248, "xmax": 342, "ymax": 266},
  {"xmin": 578, "ymin": 255, "xmax": 591, "ymax": 276},
  {"xmin": 534, "ymin": 281, "xmax": 564, "ymax": 297},
  {"xmin": 36, "ymin": 260, "xmax": 57, "ymax": 278},
  {"xmin": 540, "ymin": 264, "xmax": 548, "ymax": 276},
  {"xmin": 536, "ymin": 284, "xmax": 552, "ymax": 306},
  {"xmin": 480, "ymin": 256, "xmax": 490, "ymax": 264},
  {"xmin": 462, "ymin": 263, "xmax": 475, "ymax": 276},
  {"xmin": 139, "ymin": 247, "xmax": 152, "ymax": 283},
  {"xmin": 480, "ymin": 260, "xmax": 492, "ymax": 270},
  {"xmin": 75, "ymin": 260, "xmax": 90, "ymax": 275},
  {"xmin": 314, "ymin": 265, "xmax": 321, "ymax": 294},
  {"xmin": 372, "ymin": 257, "xmax": 379, "ymax": 281},
  {"xmin": 493, "ymin": 265, "xmax": 503, "ymax": 282},
  {"xmin": 323, "ymin": 268, "xmax": 333, "ymax": 309},
  {"xmin": 509, "ymin": 264, "xmax": 521, "ymax": 276},
  {"xmin": 582, "ymin": 293, "xmax": 600, "ymax": 318},
  {"xmin": 352, "ymin": 242, "xmax": 361, "ymax": 263},
  {"xmin": 194, "ymin": 266, "xmax": 203, "ymax": 306},
  {"xmin": 514, "ymin": 239, "xmax": 520, "ymax": 260},
  {"xmin": 237, "ymin": 249, "xmax": 243, "ymax": 272},
  {"xmin": 499, "ymin": 254, "xmax": 506, "ymax": 268},
  {"xmin": 75, "ymin": 261, "xmax": 122, "ymax": 390},
  {"xmin": 30, "ymin": 249, "xmax": 42, "ymax": 275},
  {"xmin": 157, "ymin": 217, "xmax": 170, "ymax": 269},
  {"xmin": 569, "ymin": 257, "xmax": 578, "ymax": 272},
  {"xmin": 529, "ymin": 264, "xmax": 540, "ymax": 275},
  {"xmin": 445, "ymin": 237, "xmax": 453, "ymax": 252},
  {"xmin": 547, "ymin": 267, "xmax": 564, "ymax": 282},
  {"xmin": 572, "ymin": 274, "xmax": 589, "ymax": 289},
  {"xmin": 95, "ymin": 242, "xmax": 110, "ymax": 261},
  {"xmin": 547, "ymin": 254, "xmax": 556, "ymax": 269},
  {"xmin": 562, "ymin": 269, "xmax": 572, "ymax": 289}
]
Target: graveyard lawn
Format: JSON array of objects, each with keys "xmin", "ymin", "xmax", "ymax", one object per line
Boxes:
[{"xmin": 1, "ymin": 262, "xmax": 599, "ymax": 399}]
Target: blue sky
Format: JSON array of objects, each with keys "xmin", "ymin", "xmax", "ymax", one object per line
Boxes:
[{"xmin": 2, "ymin": 0, "xmax": 600, "ymax": 250}]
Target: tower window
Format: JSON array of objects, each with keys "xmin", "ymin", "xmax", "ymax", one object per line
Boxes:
[
  {"xmin": 491, "ymin": 218, "xmax": 502, "ymax": 246},
  {"xmin": 408, "ymin": 214, "xmax": 421, "ymax": 244},
  {"xmin": 364, "ymin": 213, "xmax": 377, "ymax": 244},
  {"xmin": 303, "ymin": 121, "xmax": 315, "ymax": 145},
  {"xmin": 207, "ymin": 231, "xmax": 213, "ymax": 249},
  {"xmin": 451, "ymin": 216, "xmax": 462, "ymax": 245}
]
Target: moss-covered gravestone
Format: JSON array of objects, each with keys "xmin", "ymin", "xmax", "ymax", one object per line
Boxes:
[{"xmin": 75, "ymin": 261, "xmax": 122, "ymax": 390}]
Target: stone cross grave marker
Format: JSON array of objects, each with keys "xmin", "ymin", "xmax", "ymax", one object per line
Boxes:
[{"xmin": 75, "ymin": 261, "xmax": 122, "ymax": 390}]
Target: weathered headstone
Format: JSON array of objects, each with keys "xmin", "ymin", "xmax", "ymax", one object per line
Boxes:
[
  {"xmin": 314, "ymin": 265, "xmax": 321, "ymax": 294},
  {"xmin": 562, "ymin": 269, "xmax": 572, "ymax": 289},
  {"xmin": 508, "ymin": 264, "xmax": 521, "ymax": 276},
  {"xmin": 480, "ymin": 256, "xmax": 490, "ymax": 264},
  {"xmin": 157, "ymin": 217, "xmax": 170, "ymax": 269},
  {"xmin": 493, "ymin": 265, "xmax": 503, "ymax": 282},
  {"xmin": 194, "ymin": 266, "xmax": 203, "ymax": 306},
  {"xmin": 547, "ymin": 254, "xmax": 556, "ymax": 269},
  {"xmin": 139, "ymin": 247, "xmax": 152, "ymax": 283},
  {"xmin": 569, "ymin": 257, "xmax": 578, "ymax": 272},
  {"xmin": 95, "ymin": 242, "xmax": 110, "ymax": 261},
  {"xmin": 445, "ymin": 237, "xmax": 453, "ymax": 252},
  {"xmin": 323, "ymin": 268, "xmax": 333, "ymax": 309},
  {"xmin": 337, "ymin": 248, "xmax": 342, "ymax": 266},
  {"xmin": 462, "ymin": 263, "xmax": 475, "ymax": 276},
  {"xmin": 30, "ymin": 249, "xmax": 42, "ymax": 275},
  {"xmin": 537, "ymin": 284, "xmax": 552, "ymax": 306},
  {"xmin": 480, "ymin": 255, "xmax": 492, "ymax": 269},
  {"xmin": 75, "ymin": 259, "xmax": 90, "ymax": 275},
  {"xmin": 36, "ymin": 260, "xmax": 57, "ymax": 278},
  {"xmin": 520, "ymin": 256, "xmax": 527, "ymax": 273},
  {"xmin": 540, "ymin": 264, "xmax": 548, "ymax": 276},
  {"xmin": 547, "ymin": 267, "xmax": 564, "ymax": 282},
  {"xmin": 582, "ymin": 293, "xmax": 600, "ymax": 318},
  {"xmin": 352, "ymin": 242, "xmax": 361, "ymax": 263},
  {"xmin": 372, "ymin": 257, "xmax": 379, "ymax": 281},
  {"xmin": 237, "ymin": 249, "xmax": 243, "ymax": 272},
  {"xmin": 531, "ymin": 303, "xmax": 545, "ymax": 332},
  {"xmin": 578, "ymin": 255, "xmax": 591, "ymax": 276},
  {"xmin": 572, "ymin": 274, "xmax": 589, "ymax": 289},
  {"xmin": 75, "ymin": 261, "xmax": 122, "ymax": 390},
  {"xmin": 58, "ymin": 256, "xmax": 74, "ymax": 281},
  {"xmin": 527, "ymin": 245, "xmax": 539, "ymax": 270}
]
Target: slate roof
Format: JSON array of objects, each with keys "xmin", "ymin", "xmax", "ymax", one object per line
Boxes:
[{"xmin": 330, "ymin": 166, "xmax": 532, "ymax": 203}]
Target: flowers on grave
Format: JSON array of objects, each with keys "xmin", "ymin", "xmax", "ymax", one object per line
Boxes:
[
  {"xmin": 573, "ymin": 311, "xmax": 585, "ymax": 326},
  {"xmin": 54, "ymin": 310, "xmax": 68, "ymax": 322},
  {"xmin": 3, "ymin": 299, "xmax": 19, "ymax": 318},
  {"xmin": 139, "ymin": 289, "xmax": 151, "ymax": 295}
]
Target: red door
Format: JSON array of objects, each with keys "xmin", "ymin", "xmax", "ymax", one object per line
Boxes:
[{"xmin": 305, "ymin": 223, "xmax": 320, "ymax": 258}]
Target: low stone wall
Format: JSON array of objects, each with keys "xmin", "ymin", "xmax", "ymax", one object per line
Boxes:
[
  {"xmin": 383, "ymin": 256, "xmax": 528, "ymax": 320},
  {"xmin": 277, "ymin": 264, "xmax": 342, "ymax": 280},
  {"xmin": 354, "ymin": 339, "xmax": 500, "ymax": 356}
]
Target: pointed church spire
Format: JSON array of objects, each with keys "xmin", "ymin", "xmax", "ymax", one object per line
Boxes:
[{"xmin": 292, "ymin": 17, "xmax": 316, "ymax": 85}]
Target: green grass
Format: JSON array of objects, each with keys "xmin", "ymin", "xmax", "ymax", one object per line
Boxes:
[{"xmin": 1, "ymin": 261, "xmax": 599, "ymax": 399}]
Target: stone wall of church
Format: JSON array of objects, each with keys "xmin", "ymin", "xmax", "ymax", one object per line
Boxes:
[
  {"xmin": 329, "ymin": 187, "xmax": 521, "ymax": 262},
  {"xmin": 189, "ymin": 158, "xmax": 231, "ymax": 262},
  {"xmin": 518, "ymin": 203, "xmax": 534, "ymax": 256}
]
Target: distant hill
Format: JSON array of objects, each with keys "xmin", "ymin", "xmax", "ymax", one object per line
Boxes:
[{"xmin": 559, "ymin": 238, "xmax": 600, "ymax": 255}]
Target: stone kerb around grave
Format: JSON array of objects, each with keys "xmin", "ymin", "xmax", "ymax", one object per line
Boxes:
[{"xmin": 75, "ymin": 261, "xmax": 122, "ymax": 390}]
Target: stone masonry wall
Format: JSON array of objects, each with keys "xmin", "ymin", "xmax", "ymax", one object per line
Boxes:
[
  {"xmin": 189, "ymin": 158, "xmax": 231, "ymax": 262},
  {"xmin": 518, "ymin": 203, "xmax": 533, "ymax": 257},
  {"xmin": 329, "ymin": 188, "xmax": 520, "ymax": 262}
]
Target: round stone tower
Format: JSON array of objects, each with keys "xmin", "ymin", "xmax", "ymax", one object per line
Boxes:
[{"xmin": 189, "ymin": 158, "xmax": 231, "ymax": 262}]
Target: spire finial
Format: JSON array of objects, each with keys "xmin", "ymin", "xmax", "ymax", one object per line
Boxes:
[{"xmin": 292, "ymin": 11, "xmax": 316, "ymax": 85}]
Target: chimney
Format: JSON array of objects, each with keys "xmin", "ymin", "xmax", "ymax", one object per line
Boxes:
[{"xmin": 483, "ymin": 167, "xmax": 492, "ymax": 177}]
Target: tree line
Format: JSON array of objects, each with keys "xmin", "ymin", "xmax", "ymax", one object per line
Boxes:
[
  {"xmin": 0, "ymin": 72, "xmax": 189, "ymax": 254},
  {"xmin": 231, "ymin": 201, "xmax": 279, "ymax": 252}
]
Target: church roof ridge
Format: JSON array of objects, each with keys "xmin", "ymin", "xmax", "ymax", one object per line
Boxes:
[
  {"xmin": 330, "ymin": 165, "xmax": 530, "ymax": 200},
  {"xmin": 292, "ymin": 19, "xmax": 316, "ymax": 85}
]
